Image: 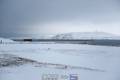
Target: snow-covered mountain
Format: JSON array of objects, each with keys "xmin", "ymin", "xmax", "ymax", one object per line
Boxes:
[
  {"xmin": 52, "ymin": 32, "xmax": 120, "ymax": 39},
  {"xmin": 0, "ymin": 37, "xmax": 14, "ymax": 43}
]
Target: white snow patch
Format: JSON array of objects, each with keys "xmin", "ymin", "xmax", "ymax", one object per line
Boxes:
[{"xmin": 0, "ymin": 37, "xmax": 14, "ymax": 43}]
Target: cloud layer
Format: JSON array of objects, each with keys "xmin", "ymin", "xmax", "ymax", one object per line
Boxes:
[{"xmin": 0, "ymin": 0, "xmax": 120, "ymax": 37}]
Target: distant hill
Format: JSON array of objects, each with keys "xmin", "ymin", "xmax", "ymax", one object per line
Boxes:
[{"xmin": 52, "ymin": 32, "xmax": 120, "ymax": 40}]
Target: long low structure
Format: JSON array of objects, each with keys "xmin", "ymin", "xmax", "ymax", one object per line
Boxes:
[{"xmin": 12, "ymin": 39, "xmax": 120, "ymax": 46}]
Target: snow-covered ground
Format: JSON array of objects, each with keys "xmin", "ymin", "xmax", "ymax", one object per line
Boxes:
[{"xmin": 0, "ymin": 41, "xmax": 120, "ymax": 80}]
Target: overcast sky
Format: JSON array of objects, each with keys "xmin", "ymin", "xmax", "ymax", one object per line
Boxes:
[{"xmin": 0, "ymin": 0, "xmax": 120, "ymax": 37}]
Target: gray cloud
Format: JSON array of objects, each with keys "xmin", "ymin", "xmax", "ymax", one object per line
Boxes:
[{"xmin": 0, "ymin": 0, "xmax": 120, "ymax": 37}]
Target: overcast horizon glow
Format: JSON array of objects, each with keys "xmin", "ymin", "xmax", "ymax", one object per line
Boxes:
[{"xmin": 0, "ymin": 0, "xmax": 120, "ymax": 37}]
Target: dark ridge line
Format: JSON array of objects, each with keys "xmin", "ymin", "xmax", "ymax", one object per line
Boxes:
[{"xmin": 35, "ymin": 62, "xmax": 105, "ymax": 72}]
